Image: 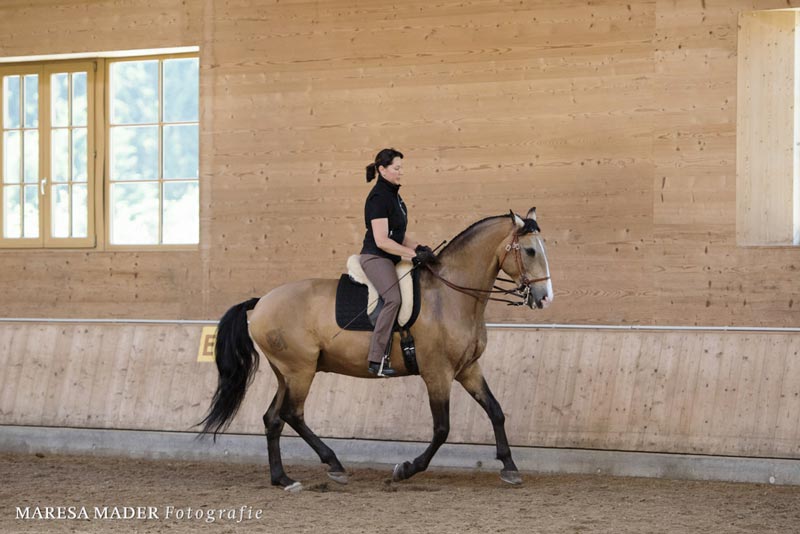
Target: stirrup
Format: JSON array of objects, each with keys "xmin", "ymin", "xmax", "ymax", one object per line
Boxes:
[{"xmin": 368, "ymin": 357, "xmax": 396, "ymax": 377}]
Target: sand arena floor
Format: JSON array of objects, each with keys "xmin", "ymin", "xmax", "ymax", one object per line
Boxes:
[{"xmin": 1, "ymin": 452, "xmax": 798, "ymax": 533}]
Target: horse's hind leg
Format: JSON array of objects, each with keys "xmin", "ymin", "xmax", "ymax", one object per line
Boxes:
[
  {"xmin": 392, "ymin": 376, "xmax": 451, "ymax": 482},
  {"xmin": 263, "ymin": 374, "xmax": 299, "ymax": 490},
  {"xmin": 456, "ymin": 362, "xmax": 521, "ymax": 484},
  {"xmin": 279, "ymin": 372, "xmax": 348, "ymax": 484}
]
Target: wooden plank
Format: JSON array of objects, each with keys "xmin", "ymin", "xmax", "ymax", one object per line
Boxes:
[
  {"xmin": 585, "ymin": 332, "xmax": 624, "ymax": 446},
  {"xmin": 644, "ymin": 332, "xmax": 682, "ymax": 451},
  {"xmin": 674, "ymin": 332, "xmax": 703, "ymax": 446},
  {"xmin": 0, "ymin": 325, "xmax": 29, "ymax": 425},
  {"xmin": 753, "ymin": 335, "xmax": 790, "ymax": 450},
  {"xmin": 688, "ymin": 333, "xmax": 723, "ymax": 449},
  {"xmin": 565, "ymin": 331, "xmax": 604, "ymax": 445},
  {"xmin": 736, "ymin": 10, "xmax": 796, "ymax": 245},
  {"xmin": 709, "ymin": 334, "xmax": 745, "ymax": 455},
  {"xmin": 85, "ymin": 326, "xmax": 120, "ymax": 429},
  {"xmin": 46, "ymin": 327, "xmax": 81, "ymax": 427},
  {"xmin": 626, "ymin": 333, "xmax": 662, "ymax": 450},
  {"xmin": 774, "ymin": 336, "xmax": 800, "ymax": 456},
  {"xmin": 50, "ymin": 326, "xmax": 87, "ymax": 427},
  {"xmin": 731, "ymin": 335, "xmax": 768, "ymax": 456}
]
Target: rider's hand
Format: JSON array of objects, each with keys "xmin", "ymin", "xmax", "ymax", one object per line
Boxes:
[{"xmin": 413, "ymin": 245, "xmax": 437, "ymax": 267}]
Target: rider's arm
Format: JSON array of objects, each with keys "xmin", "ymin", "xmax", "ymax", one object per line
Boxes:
[
  {"xmin": 371, "ymin": 218, "xmax": 417, "ymax": 261},
  {"xmin": 402, "ymin": 235, "xmax": 420, "ymax": 250}
]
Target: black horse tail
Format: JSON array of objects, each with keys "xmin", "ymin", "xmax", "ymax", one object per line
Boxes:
[{"xmin": 198, "ymin": 297, "xmax": 261, "ymax": 440}]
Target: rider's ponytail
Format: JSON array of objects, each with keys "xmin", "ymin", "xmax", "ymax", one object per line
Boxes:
[
  {"xmin": 365, "ymin": 163, "xmax": 378, "ymax": 182},
  {"xmin": 366, "ymin": 148, "xmax": 404, "ymax": 183}
]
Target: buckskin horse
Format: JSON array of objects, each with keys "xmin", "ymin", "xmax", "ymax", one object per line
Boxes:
[{"xmin": 200, "ymin": 208, "xmax": 552, "ymax": 491}]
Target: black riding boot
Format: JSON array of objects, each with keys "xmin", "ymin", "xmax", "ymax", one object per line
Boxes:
[{"xmin": 368, "ymin": 335, "xmax": 397, "ymax": 377}]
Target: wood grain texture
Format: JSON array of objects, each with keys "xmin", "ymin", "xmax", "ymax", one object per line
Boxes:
[
  {"xmin": 2, "ymin": 323, "xmax": 800, "ymax": 459},
  {"xmin": 736, "ymin": 10, "xmax": 796, "ymax": 246},
  {"xmin": 0, "ymin": 0, "xmax": 799, "ymax": 328}
]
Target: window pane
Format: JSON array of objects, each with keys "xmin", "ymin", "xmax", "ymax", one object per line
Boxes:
[
  {"xmin": 72, "ymin": 183, "xmax": 87, "ymax": 238},
  {"xmin": 110, "ymin": 125, "xmax": 158, "ymax": 181},
  {"xmin": 163, "ymin": 58, "xmax": 199, "ymax": 122},
  {"xmin": 23, "ymin": 130, "xmax": 38, "ymax": 183},
  {"xmin": 163, "ymin": 124, "xmax": 198, "ymax": 179},
  {"xmin": 72, "ymin": 127, "xmax": 87, "ymax": 182},
  {"xmin": 3, "ymin": 185, "xmax": 21, "ymax": 238},
  {"xmin": 51, "ymin": 128, "xmax": 69, "ymax": 182},
  {"xmin": 23, "ymin": 184, "xmax": 39, "ymax": 238},
  {"xmin": 51, "ymin": 73, "xmax": 69, "ymax": 128},
  {"xmin": 71, "ymin": 72, "xmax": 87, "ymax": 127},
  {"xmin": 163, "ymin": 181, "xmax": 198, "ymax": 244},
  {"xmin": 110, "ymin": 182, "xmax": 158, "ymax": 244},
  {"xmin": 3, "ymin": 76, "xmax": 20, "ymax": 129},
  {"xmin": 110, "ymin": 60, "xmax": 158, "ymax": 125},
  {"xmin": 4, "ymin": 130, "xmax": 20, "ymax": 184},
  {"xmin": 51, "ymin": 183, "xmax": 70, "ymax": 237},
  {"xmin": 24, "ymin": 75, "xmax": 38, "ymax": 128}
]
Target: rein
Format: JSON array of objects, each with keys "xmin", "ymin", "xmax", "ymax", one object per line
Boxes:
[{"xmin": 426, "ymin": 232, "xmax": 551, "ymax": 307}]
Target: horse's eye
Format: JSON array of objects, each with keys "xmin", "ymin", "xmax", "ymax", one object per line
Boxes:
[{"xmin": 524, "ymin": 247, "xmax": 536, "ymax": 257}]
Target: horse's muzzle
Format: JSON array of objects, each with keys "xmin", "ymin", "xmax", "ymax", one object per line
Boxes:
[{"xmin": 526, "ymin": 286, "xmax": 551, "ymax": 309}]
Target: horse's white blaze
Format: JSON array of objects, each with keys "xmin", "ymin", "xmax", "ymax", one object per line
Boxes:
[{"xmin": 536, "ymin": 236, "xmax": 553, "ymax": 308}]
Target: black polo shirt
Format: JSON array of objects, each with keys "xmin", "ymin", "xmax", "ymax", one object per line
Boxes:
[{"xmin": 360, "ymin": 177, "xmax": 408, "ymax": 264}]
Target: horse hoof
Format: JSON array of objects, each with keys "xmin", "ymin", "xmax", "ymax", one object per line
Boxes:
[
  {"xmin": 392, "ymin": 463, "xmax": 404, "ymax": 482},
  {"xmin": 500, "ymin": 470, "xmax": 523, "ymax": 485},
  {"xmin": 284, "ymin": 481, "xmax": 303, "ymax": 493},
  {"xmin": 328, "ymin": 471, "xmax": 349, "ymax": 485}
]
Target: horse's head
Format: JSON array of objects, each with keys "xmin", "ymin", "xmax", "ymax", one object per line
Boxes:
[{"xmin": 498, "ymin": 207, "xmax": 553, "ymax": 309}]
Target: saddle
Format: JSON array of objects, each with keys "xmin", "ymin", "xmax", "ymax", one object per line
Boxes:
[{"xmin": 335, "ymin": 255, "xmax": 421, "ymax": 331}]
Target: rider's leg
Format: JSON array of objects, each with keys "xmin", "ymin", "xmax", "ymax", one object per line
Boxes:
[{"xmin": 359, "ymin": 254, "xmax": 401, "ymax": 374}]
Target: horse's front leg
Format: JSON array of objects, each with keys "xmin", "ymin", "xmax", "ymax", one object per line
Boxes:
[
  {"xmin": 456, "ymin": 361, "xmax": 522, "ymax": 484},
  {"xmin": 392, "ymin": 377, "xmax": 451, "ymax": 482}
]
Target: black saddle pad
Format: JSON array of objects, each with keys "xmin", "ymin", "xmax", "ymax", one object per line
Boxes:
[{"xmin": 335, "ymin": 268, "xmax": 421, "ymax": 331}]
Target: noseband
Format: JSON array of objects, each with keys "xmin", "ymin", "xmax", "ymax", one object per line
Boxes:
[{"xmin": 425, "ymin": 230, "xmax": 550, "ymax": 307}]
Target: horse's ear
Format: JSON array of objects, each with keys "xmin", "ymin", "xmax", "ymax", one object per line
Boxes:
[
  {"xmin": 510, "ymin": 210, "xmax": 525, "ymax": 229},
  {"xmin": 526, "ymin": 207, "xmax": 537, "ymax": 221}
]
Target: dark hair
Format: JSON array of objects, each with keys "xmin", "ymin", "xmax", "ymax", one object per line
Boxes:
[{"xmin": 365, "ymin": 148, "xmax": 404, "ymax": 182}]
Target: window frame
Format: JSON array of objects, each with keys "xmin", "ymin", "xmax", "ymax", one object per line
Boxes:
[
  {"xmin": 0, "ymin": 51, "xmax": 199, "ymax": 251},
  {"xmin": 43, "ymin": 60, "xmax": 98, "ymax": 249},
  {"xmin": 0, "ymin": 64, "xmax": 42, "ymax": 248},
  {"xmin": 103, "ymin": 52, "xmax": 200, "ymax": 251}
]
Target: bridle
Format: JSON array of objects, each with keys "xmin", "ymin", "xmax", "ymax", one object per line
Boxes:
[
  {"xmin": 498, "ymin": 232, "xmax": 551, "ymax": 287},
  {"xmin": 425, "ymin": 230, "xmax": 551, "ymax": 307}
]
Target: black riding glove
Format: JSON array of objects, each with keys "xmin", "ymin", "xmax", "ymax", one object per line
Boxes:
[{"xmin": 413, "ymin": 245, "xmax": 437, "ymax": 267}]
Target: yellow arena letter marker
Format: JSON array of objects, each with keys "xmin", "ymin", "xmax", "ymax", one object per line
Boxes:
[{"xmin": 197, "ymin": 326, "xmax": 218, "ymax": 362}]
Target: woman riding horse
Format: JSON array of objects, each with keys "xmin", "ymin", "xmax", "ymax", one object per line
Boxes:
[
  {"xmin": 359, "ymin": 148, "xmax": 436, "ymax": 377},
  {"xmin": 200, "ymin": 206, "xmax": 552, "ymax": 492}
]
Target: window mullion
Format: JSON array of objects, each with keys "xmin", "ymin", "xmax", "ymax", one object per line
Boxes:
[
  {"xmin": 42, "ymin": 66, "xmax": 52, "ymax": 246},
  {"xmin": 158, "ymin": 59, "xmax": 164, "ymax": 245},
  {"xmin": 68, "ymin": 72, "xmax": 73, "ymax": 239}
]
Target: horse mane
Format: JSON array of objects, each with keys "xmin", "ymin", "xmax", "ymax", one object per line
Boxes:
[{"xmin": 436, "ymin": 214, "xmax": 511, "ymax": 259}]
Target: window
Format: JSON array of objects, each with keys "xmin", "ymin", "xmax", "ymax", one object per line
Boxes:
[
  {"xmin": 0, "ymin": 51, "xmax": 198, "ymax": 249},
  {"xmin": 108, "ymin": 57, "xmax": 199, "ymax": 246},
  {"xmin": 736, "ymin": 9, "xmax": 800, "ymax": 246},
  {"xmin": 1, "ymin": 62, "xmax": 94, "ymax": 247}
]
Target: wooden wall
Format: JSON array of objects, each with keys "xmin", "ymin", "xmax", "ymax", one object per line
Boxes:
[
  {"xmin": 0, "ymin": 0, "xmax": 798, "ymax": 327},
  {"xmin": 2, "ymin": 322, "xmax": 799, "ymax": 459},
  {"xmin": 737, "ymin": 10, "xmax": 798, "ymax": 246}
]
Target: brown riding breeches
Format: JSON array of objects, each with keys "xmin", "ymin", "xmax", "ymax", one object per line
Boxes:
[{"xmin": 359, "ymin": 254, "xmax": 402, "ymax": 364}]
